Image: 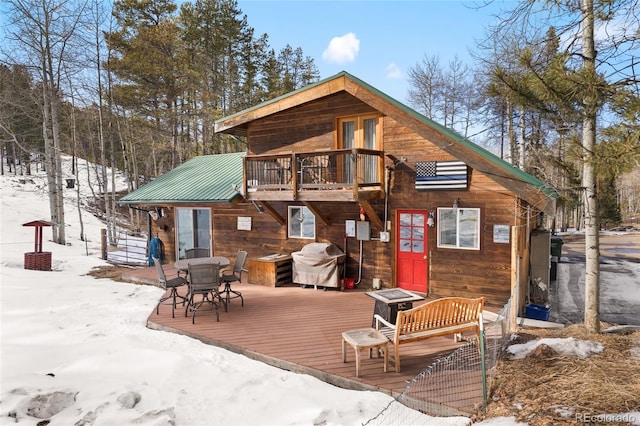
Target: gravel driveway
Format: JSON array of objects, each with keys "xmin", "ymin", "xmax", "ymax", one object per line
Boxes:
[{"xmin": 549, "ymin": 232, "xmax": 640, "ymax": 326}]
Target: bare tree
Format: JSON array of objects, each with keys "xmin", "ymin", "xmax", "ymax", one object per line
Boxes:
[
  {"xmin": 408, "ymin": 54, "xmax": 479, "ymax": 138},
  {"xmin": 4, "ymin": 0, "xmax": 88, "ymax": 245}
]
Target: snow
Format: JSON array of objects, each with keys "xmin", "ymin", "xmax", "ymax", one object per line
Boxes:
[
  {"xmin": 507, "ymin": 337, "xmax": 604, "ymax": 360},
  {"xmin": 1, "ymin": 156, "xmax": 639, "ymax": 425}
]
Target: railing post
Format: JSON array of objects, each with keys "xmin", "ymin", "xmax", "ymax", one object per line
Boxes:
[
  {"xmin": 480, "ymin": 329, "xmax": 487, "ymax": 409},
  {"xmin": 242, "ymin": 156, "xmax": 248, "ymax": 197},
  {"xmin": 291, "ymin": 152, "xmax": 298, "ymax": 200},
  {"xmin": 352, "ymin": 149, "xmax": 359, "ymax": 200}
]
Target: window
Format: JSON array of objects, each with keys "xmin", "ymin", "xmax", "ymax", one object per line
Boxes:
[
  {"xmin": 176, "ymin": 208, "xmax": 211, "ymax": 259},
  {"xmin": 288, "ymin": 206, "xmax": 315, "ymax": 239},
  {"xmin": 337, "ymin": 114, "xmax": 381, "ymax": 183},
  {"xmin": 437, "ymin": 207, "xmax": 480, "ymax": 250},
  {"xmin": 399, "ymin": 212, "xmax": 426, "ymax": 253}
]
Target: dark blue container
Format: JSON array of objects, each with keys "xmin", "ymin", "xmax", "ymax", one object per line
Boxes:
[{"xmin": 526, "ymin": 304, "xmax": 550, "ymax": 321}]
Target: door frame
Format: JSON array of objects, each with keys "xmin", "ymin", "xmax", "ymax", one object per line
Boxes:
[{"xmin": 395, "ymin": 209, "xmax": 429, "ymax": 293}]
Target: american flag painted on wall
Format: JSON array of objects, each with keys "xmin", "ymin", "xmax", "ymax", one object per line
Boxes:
[{"xmin": 415, "ymin": 160, "xmax": 468, "ymax": 190}]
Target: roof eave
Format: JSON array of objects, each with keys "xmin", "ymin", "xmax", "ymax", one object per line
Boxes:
[
  {"xmin": 118, "ymin": 194, "xmax": 243, "ymax": 206},
  {"xmin": 214, "ymin": 72, "xmax": 350, "ymax": 135}
]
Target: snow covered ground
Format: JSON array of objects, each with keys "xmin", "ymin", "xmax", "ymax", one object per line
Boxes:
[{"xmin": 1, "ymin": 157, "xmax": 638, "ymax": 425}]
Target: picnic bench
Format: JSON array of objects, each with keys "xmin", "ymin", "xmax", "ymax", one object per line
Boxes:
[{"xmin": 374, "ymin": 296, "xmax": 485, "ymax": 372}]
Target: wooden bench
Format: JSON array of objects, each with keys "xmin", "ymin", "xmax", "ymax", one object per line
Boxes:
[{"xmin": 374, "ymin": 296, "xmax": 485, "ymax": 372}]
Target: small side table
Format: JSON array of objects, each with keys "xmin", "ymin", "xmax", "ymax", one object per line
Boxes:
[{"xmin": 342, "ymin": 328, "xmax": 389, "ymax": 377}]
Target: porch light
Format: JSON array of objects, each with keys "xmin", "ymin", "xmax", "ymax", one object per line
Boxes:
[
  {"xmin": 453, "ymin": 198, "xmax": 459, "ymax": 210},
  {"xmin": 427, "ymin": 212, "xmax": 435, "ymax": 228}
]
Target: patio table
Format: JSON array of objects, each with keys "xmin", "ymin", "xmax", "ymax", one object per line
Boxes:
[{"xmin": 174, "ymin": 256, "xmax": 230, "ymax": 274}]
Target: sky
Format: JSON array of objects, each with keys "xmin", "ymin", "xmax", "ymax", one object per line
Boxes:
[
  {"xmin": 237, "ymin": 0, "xmax": 510, "ymax": 103},
  {"xmin": 2, "ymin": 157, "xmax": 640, "ymax": 425}
]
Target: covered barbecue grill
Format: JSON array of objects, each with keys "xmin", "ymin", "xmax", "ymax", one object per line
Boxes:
[{"xmin": 291, "ymin": 242, "xmax": 346, "ymax": 290}]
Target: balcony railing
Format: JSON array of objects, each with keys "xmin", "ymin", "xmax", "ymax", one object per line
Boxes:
[{"xmin": 243, "ymin": 148, "xmax": 385, "ymax": 201}]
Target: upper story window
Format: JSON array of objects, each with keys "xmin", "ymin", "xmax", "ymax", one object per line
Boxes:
[
  {"xmin": 437, "ymin": 207, "xmax": 480, "ymax": 250},
  {"xmin": 337, "ymin": 114, "xmax": 382, "ymax": 183},
  {"xmin": 337, "ymin": 114, "xmax": 381, "ymax": 150}
]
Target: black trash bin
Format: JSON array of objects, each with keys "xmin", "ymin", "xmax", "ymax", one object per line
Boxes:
[{"xmin": 550, "ymin": 237, "xmax": 564, "ymax": 259}]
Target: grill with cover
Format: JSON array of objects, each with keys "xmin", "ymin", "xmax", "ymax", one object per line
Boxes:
[{"xmin": 291, "ymin": 242, "xmax": 346, "ymax": 290}]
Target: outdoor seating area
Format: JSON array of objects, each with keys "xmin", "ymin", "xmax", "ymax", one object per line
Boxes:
[
  {"xmin": 153, "ymin": 254, "xmax": 245, "ymax": 324},
  {"xmin": 125, "ymin": 265, "xmax": 482, "ymax": 397}
]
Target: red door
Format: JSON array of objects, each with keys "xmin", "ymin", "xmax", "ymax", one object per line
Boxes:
[{"xmin": 396, "ymin": 210, "xmax": 428, "ymax": 293}]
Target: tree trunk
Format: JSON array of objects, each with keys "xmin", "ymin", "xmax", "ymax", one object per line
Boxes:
[
  {"xmin": 518, "ymin": 108, "xmax": 526, "ymax": 169},
  {"xmin": 50, "ymin": 92, "xmax": 66, "ymax": 245},
  {"xmin": 67, "ymin": 81, "xmax": 85, "ymax": 242},
  {"xmin": 507, "ymin": 100, "xmax": 516, "ymax": 165},
  {"xmin": 41, "ymin": 71, "xmax": 59, "ymax": 243},
  {"xmin": 581, "ymin": 0, "xmax": 600, "ymax": 333}
]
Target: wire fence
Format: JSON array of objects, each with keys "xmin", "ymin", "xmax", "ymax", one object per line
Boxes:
[{"xmin": 364, "ymin": 300, "xmax": 513, "ymax": 426}]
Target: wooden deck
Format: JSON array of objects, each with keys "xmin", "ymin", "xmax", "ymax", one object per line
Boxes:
[{"xmin": 123, "ymin": 266, "xmax": 470, "ymax": 399}]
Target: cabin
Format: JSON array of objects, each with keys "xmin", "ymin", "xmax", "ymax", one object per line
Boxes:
[{"xmin": 119, "ymin": 71, "xmax": 557, "ymax": 311}]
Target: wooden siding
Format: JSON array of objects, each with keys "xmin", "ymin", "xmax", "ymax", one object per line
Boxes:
[
  {"xmin": 153, "ymin": 208, "xmax": 177, "ymax": 261},
  {"xmin": 148, "ymin": 92, "xmax": 541, "ymax": 308},
  {"xmin": 246, "ymin": 92, "xmax": 377, "ymax": 155},
  {"xmin": 381, "ymin": 117, "xmax": 516, "ymax": 305}
]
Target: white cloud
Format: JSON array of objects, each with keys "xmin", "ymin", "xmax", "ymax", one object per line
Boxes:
[
  {"xmin": 322, "ymin": 32, "xmax": 360, "ymax": 64},
  {"xmin": 385, "ymin": 63, "xmax": 403, "ymax": 79}
]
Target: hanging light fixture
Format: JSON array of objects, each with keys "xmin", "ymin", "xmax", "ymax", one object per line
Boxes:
[{"xmin": 427, "ymin": 211, "xmax": 435, "ymax": 227}]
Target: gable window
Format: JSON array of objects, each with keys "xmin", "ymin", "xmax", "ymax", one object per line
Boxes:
[
  {"xmin": 288, "ymin": 206, "xmax": 315, "ymax": 239},
  {"xmin": 176, "ymin": 208, "xmax": 211, "ymax": 259},
  {"xmin": 337, "ymin": 114, "xmax": 381, "ymax": 183},
  {"xmin": 437, "ymin": 207, "xmax": 480, "ymax": 250}
]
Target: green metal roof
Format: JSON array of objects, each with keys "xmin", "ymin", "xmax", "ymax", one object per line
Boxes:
[{"xmin": 118, "ymin": 152, "xmax": 245, "ymax": 205}]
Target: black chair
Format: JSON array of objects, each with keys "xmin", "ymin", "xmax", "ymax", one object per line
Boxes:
[
  {"xmin": 152, "ymin": 256, "xmax": 187, "ymax": 318},
  {"xmin": 185, "ymin": 263, "xmax": 224, "ymax": 323},
  {"xmin": 185, "ymin": 247, "xmax": 210, "ymax": 259},
  {"xmin": 220, "ymin": 250, "xmax": 248, "ymax": 307}
]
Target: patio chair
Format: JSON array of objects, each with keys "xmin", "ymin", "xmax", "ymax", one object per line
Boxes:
[
  {"xmin": 153, "ymin": 256, "xmax": 187, "ymax": 318},
  {"xmin": 186, "ymin": 263, "xmax": 224, "ymax": 323},
  {"xmin": 185, "ymin": 247, "xmax": 210, "ymax": 259},
  {"xmin": 220, "ymin": 250, "xmax": 247, "ymax": 307}
]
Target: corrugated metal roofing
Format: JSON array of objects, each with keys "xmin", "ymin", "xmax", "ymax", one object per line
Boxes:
[{"xmin": 118, "ymin": 152, "xmax": 245, "ymax": 205}]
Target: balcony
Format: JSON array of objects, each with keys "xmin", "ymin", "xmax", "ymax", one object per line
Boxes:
[{"xmin": 243, "ymin": 148, "xmax": 385, "ymax": 202}]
